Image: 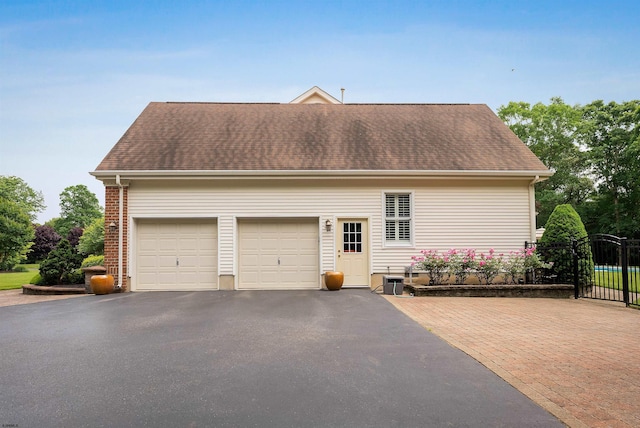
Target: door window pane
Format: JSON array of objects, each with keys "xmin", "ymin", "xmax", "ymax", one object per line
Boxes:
[{"xmin": 343, "ymin": 222, "xmax": 362, "ymax": 253}]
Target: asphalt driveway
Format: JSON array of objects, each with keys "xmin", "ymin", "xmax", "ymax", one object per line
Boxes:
[{"xmin": 0, "ymin": 290, "xmax": 561, "ymax": 427}]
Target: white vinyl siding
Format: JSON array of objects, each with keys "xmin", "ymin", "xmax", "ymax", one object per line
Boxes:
[{"xmin": 127, "ymin": 178, "xmax": 533, "ymax": 281}]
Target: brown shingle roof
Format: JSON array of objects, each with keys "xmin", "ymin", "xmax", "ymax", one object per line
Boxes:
[{"xmin": 95, "ymin": 102, "xmax": 549, "ymax": 173}]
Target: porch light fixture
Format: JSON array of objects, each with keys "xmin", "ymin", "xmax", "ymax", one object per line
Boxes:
[
  {"xmin": 325, "ymin": 219, "xmax": 332, "ymax": 232},
  {"xmin": 108, "ymin": 221, "xmax": 118, "ymax": 233}
]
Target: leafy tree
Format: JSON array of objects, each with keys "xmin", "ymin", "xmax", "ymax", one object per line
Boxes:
[
  {"xmin": 0, "ymin": 176, "xmax": 45, "ymax": 222},
  {"xmin": 498, "ymin": 98, "xmax": 593, "ymax": 227},
  {"xmin": 56, "ymin": 185, "xmax": 103, "ymax": 236},
  {"xmin": 27, "ymin": 225, "xmax": 62, "ymax": 263},
  {"xmin": 45, "ymin": 217, "xmax": 64, "ymax": 236},
  {"xmin": 539, "ymin": 204, "xmax": 593, "ymax": 284},
  {"xmin": 78, "ymin": 217, "xmax": 104, "ymax": 255},
  {"xmin": 39, "ymin": 239, "xmax": 83, "ymax": 285},
  {"xmin": 582, "ymin": 100, "xmax": 640, "ymax": 238},
  {"xmin": 67, "ymin": 227, "xmax": 84, "ymax": 248},
  {"xmin": 0, "ymin": 197, "xmax": 35, "ymax": 270}
]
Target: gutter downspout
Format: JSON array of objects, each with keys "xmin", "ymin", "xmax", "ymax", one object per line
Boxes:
[
  {"xmin": 529, "ymin": 175, "xmax": 542, "ymax": 242},
  {"xmin": 116, "ymin": 174, "xmax": 124, "ymax": 289}
]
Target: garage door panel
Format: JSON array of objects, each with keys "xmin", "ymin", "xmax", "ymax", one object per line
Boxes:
[
  {"xmin": 199, "ymin": 240, "xmax": 217, "ymax": 252},
  {"xmin": 159, "ymin": 239, "xmax": 177, "ymax": 251},
  {"xmin": 195, "ymin": 256, "xmax": 215, "ymax": 266},
  {"xmin": 178, "ymin": 238, "xmax": 198, "ymax": 251},
  {"xmin": 178, "ymin": 255, "xmax": 198, "ymax": 268},
  {"xmin": 158, "ymin": 255, "xmax": 177, "ymax": 268},
  {"xmin": 157, "ymin": 272, "xmax": 178, "ymax": 284},
  {"xmin": 138, "ymin": 272, "xmax": 157, "ymax": 284},
  {"xmin": 239, "ymin": 219, "xmax": 319, "ymax": 290},
  {"xmin": 262, "ymin": 254, "xmax": 280, "ymax": 265},
  {"xmin": 139, "ymin": 238, "xmax": 158, "ymax": 251},
  {"xmin": 297, "ymin": 258, "xmax": 318, "ymax": 268},
  {"xmin": 136, "ymin": 220, "xmax": 217, "ymax": 291},
  {"xmin": 138, "ymin": 255, "xmax": 157, "ymax": 267},
  {"xmin": 260, "ymin": 270, "xmax": 281, "ymax": 285}
]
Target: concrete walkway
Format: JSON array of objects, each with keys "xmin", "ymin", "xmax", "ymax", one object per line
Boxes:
[
  {"xmin": 384, "ymin": 296, "xmax": 640, "ymax": 428},
  {"xmin": 0, "ymin": 288, "xmax": 86, "ymax": 307}
]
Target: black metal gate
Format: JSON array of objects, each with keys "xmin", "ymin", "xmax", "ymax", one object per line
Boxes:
[
  {"xmin": 526, "ymin": 234, "xmax": 640, "ymax": 307},
  {"xmin": 585, "ymin": 235, "xmax": 640, "ymax": 307}
]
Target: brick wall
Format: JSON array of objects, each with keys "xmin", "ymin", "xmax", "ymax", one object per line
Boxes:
[{"xmin": 104, "ymin": 186, "xmax": 128, "ymax": 289}]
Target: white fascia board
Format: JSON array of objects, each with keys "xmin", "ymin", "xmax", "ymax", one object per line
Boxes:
[{"xmin": 91, "ymin": 169, "xmax": 552, "ymax": 181}]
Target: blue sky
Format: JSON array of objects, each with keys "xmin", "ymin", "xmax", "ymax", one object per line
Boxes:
[{"xmin": 1, "ymin": 0, "xmax": 639, "ymax": 223}]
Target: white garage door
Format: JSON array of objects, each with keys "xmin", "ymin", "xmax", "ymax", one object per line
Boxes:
[
  {"xmin": 136, "ymin": 219, "xmax": 217, "ymax": 291},
  {"xmin": 238, "ymin": 218, "xmax": 319, "ymax": 290}
]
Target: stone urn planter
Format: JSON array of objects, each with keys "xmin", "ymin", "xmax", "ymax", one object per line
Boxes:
[
  {"xmin": 324, "ymin": 271, "xmax": 344, "ymax": 291},
  {"xmin": 90, "ymin": 274, "xmax": 115, "ymax": 295}
]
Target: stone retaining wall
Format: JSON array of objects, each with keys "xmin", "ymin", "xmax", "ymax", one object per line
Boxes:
[
  {"xmin": 405, "ymin": 283, "xmax": 574, "ymax": 298},
  {"xmin": 22, "ymin": 285, "xmax": 86, "ymax": 295}
]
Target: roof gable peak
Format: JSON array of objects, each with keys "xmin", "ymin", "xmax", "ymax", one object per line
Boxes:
[{"xmin": 289, "ymin": 86, "xmax": 342, "ymax": 104}]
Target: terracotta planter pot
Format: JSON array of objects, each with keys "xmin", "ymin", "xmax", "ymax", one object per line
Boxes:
[
  {"xmin": 90, "ymin": 274, "xmax": 115, "ymax": 295},
  {"xmin": 325, "ymin": 271, "xmax": 344, "ymax": 291}
]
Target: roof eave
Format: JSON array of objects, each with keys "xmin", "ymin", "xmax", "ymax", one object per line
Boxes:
[{"xmin": 91, "ymin": 169, "xmax": 553, "ymax": 181}]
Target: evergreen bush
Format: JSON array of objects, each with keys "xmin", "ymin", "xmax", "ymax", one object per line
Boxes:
[
  {"xmin": 39, "ymin": 239, "xmax": 83, "ymax": 285},
  {"xmin": 30, "ymin": 273, "xmax": 44, "ymax": 285},
  {"xmin": 68, "ymin": 268, "xmax": 84, "ymax": 285},
  {"xmin": 540, "ymin": 204, "xmax": 594, "ymax": 284}
]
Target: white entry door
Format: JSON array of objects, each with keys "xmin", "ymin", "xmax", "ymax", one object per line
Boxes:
[{"xmin": 336, "ymin": 219, "xmax": 369, "ymax": 287}]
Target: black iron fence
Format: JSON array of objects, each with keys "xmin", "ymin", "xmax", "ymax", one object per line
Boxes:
[{"xmin": 526, "ymin": 234, "xmax": 640, "ymax": 307}]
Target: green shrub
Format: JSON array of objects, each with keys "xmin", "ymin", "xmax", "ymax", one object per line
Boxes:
[
  {"xmin": 78, "ymin": 218, "xmax": 104, "ymax": 255},
  {"xmin": 30, "ymin": 273, "xmax": 45, "ymax": 285},
  {"xmin": 39, "ymin": 239, "xmax": 83, "ymax": 285},
  {"xmin": 12, "ymin": 265, "xmax": 28, "ymax": 272},
  {"xmin": 68, "ymin": 268, "xmax": 84, "ymax": 285},
  {"xmin": 81, "ymin": 255, "xmax": 104, "ymax": 268},
  {"xmin": 540, "ymin": 204, "xmax": 594, "ymax": 284}
]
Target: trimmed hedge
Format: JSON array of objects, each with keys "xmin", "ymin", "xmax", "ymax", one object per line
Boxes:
[
  {"xmin": 39, "ymin": 239, "xmax": 83, "ymax": 285},
  {"xmin": 540, "ymin": 204, "xmax": 594, "ymax": 284}
]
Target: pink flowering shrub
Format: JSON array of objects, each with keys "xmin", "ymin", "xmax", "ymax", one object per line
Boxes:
[
  {"xmin": 446, "ymin": 248, "xmax": 477, "ymax": 285},
  {"xmin": 411, "ymin": 249, "xmax": 449, "ymax": 285},
  {"xmin": 503, "ymin": 250, "xmax": 526, "ymax": 284},
  {"xmin": 476, "ymin": 249, "xmax": 503, "ymax": 285},
  {"xmin": 411, "ymin": 247, "xmax": 552, "ymax": 285},
  {"xmin": 503, "ymin": 247, "xmax": 554, "ymax": 284}
]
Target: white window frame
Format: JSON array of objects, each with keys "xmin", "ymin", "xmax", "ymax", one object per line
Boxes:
[{"xmin": 382, "ymin": 191, "xmax": 414, "ymax": 247}]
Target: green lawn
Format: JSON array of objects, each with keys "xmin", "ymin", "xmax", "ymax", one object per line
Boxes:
[
  {"xmin": 0, "ymin": 264, "xmax": 39, "ymax": 290},
  {"xmin": 593, "ymin": 270, "xmax": 640, "ymax": 292}
]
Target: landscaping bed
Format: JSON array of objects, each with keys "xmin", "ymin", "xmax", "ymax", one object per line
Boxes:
[
  {"xmin": 404, "ymin": 282, "xmax": 574, "ymax": 298},
  {"xmin": 22, "ymin": 284, "xmax": 86, "ymax": 295}
]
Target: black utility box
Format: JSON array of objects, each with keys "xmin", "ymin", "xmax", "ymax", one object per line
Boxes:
[{"xmin": 382, "ymin": 275, "xmax": 405, "ymax": 295}]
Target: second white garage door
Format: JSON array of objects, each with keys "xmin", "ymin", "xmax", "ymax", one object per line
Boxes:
[
  {"xmin": 238, "ymin": 218, "xmax": 319, "ymax": 290},
  {"xmin": 136, "ymin": 219, "xmax": 218, "ymax": 291}
]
